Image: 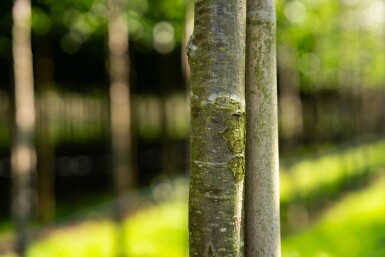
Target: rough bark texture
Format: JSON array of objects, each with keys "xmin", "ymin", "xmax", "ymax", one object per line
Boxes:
[
  {"xmin": 188, "ymin": 0, "xmax": 246, "ymax": 256},
  {"xmin": 245, "ymin": 0, "xmax": 281, "ymax": 256},
  {"xmin": 11, "ymin": 0, "xmax": 36, "ymax": 255},
  {"xmin": 108, "ymin": 0, "xmax": 134, "ymax": 220}
]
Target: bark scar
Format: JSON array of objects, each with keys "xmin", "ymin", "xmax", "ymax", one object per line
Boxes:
[
  {"xmin": 220, "ymin": 113, "xmax": 245, "ymax": 154},
  {"xmin": 227, "ymin": 155, "xmax": 245, "ymax": 182},
  {"xmin": 187, "ymin": 34, "xmax": 198, "ymax": 59},
  {"xmin": 208, "ymin": 244, "xmax": 218, "ymax": 257}
]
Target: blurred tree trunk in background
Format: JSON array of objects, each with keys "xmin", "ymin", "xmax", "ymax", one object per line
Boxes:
[
  {"xmin": 182, "ymin": 0, "xmax": 194, "ymax": 87},
  {"xmin": 188, "ymin": 0, "xmax": 246, "ymax": 256},
  {"xmin": 160, "ymin": 58, "xmax": 177, "ymax": 177},
  {"xmin": 36, "ymin": 35, "xmax": 55, "ymax": 223},
  {"xmin": 245, "ymin": 0, "xmax": 281, "ymax": 256},
  {"xmin": 36, "ymin": 96, "xmax": 55, "ymax": 223},
  {"xmin": 181, "ymin": 0, "xmax": 194, "ymax": 177},
  {"xmin": 108, "ymin": 0, "xmax": 135, "ymax": 220},
  {"xmin": 278, "ymin": 45, "xmax": 303, "ymax": 151},
  {"xmin": 11, "ymin": 0, "xmax": 37, "ymax": 255}
]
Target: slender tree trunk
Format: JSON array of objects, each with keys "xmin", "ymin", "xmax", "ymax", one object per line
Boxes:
[
  {"xmin": 160, "ymin": 57, "xmax": 177, "ymax": 176},
  {"xmin": 36, "ymin": 36, "xmax": 55, "ymax": 224},
  {"xmin": 182, "ymin": 0, "xmax": 194, "ymax": 179},
  {"xmin": 278, "ymin": 46, "xmax": 303, "ymax": 151},
  {"xmin": 188, "ymin": 0, "xmax": 246, "ymax": 256},
  {"xmin": 182, "ymin": 0, "xmax": 194, "ymax": 86},
  {"xmin": 36, "ymin": 95, "xmax": 55, "ymax": 223},
  {"xmin": 245, "ymin": 0, "xmax": 281, "ymax": 256},
  {"xmin": 108, "ymin": 0, "xmax": 134, "ymax": 220},
  {"xmin": 11, "ymin": 0, "xmax": 36, "ymax": 255}
]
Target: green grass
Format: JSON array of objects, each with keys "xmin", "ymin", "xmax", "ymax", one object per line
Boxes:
[
  {"xmin": 2, "ymin": 140, "xmax": 385, "ymax": 256},
  {"xmin": 24, "ymin": 201, "xmax": 188, "ymax": 257},
  {"xmin": 280, "ymin": 139, "xmax": 385, "ymax": 202},
  {"xmin": 282, "ymin": 173, "xmax": 385, "ymax": 257},
  {"xmin": 16, "ymin": 172, "xmax": 383, "ymax": 257}
]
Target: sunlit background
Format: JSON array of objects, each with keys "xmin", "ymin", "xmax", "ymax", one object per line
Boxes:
[{"xmin": 0, "ymin": 0, "xmax": 385, "ymax": 256}]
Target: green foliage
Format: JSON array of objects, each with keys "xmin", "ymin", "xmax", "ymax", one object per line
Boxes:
[
  {"xmin": 31, "ymin": 8, "xmax": 52, "ymax": 35},
  {"xmin": 31, "ymin": 0, "xmax": 186, "ymax": 54},
  {"xmin": 276, "ymin": 0, "xmax": 385, "ymax": 91}
]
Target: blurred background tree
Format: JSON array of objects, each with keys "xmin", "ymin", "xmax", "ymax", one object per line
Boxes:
[{"xmin": 0, "ymin": 0, "xmax": 384, "ymax": 256}]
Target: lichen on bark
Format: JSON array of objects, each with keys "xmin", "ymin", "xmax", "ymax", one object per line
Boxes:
[{"xmin": 188, "ymin": 0, "xmax": 246, "ymax": 256}]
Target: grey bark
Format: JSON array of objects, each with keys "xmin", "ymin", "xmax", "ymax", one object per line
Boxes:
[
  {"xmin": 245, "ymin": 0, "xmax": 281, "ymax": 257},
  {"xmin": 188, "ymin": 0, "xmax": 246, "ymax": 256},
  {"xmin": 11, "ymin": 0, "xmax": 36, "ymax": 255},
  {"xmin": 108, "ymin": 0, "xmax": 135, "ymax": 220}
]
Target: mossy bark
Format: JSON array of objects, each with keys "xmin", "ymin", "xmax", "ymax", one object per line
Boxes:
[
  {"xmin": 188, "ymin": 0, "xmax": 246, "ymax": 256},
  {"xmin": 11, "ymin": 0, "xmax": 37, "ymax": 255},
  {"xmin": 245, "ymin": 0, "xmax": 281, "ymax": 256}
]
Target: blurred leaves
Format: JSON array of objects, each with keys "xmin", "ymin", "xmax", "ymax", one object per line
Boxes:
[
  {"xmin": 29, "ymin": 0, "xmax": 186, "ymax": 54},
  {"xmin": 277, "ymin": 0, "xmax": 385, "ymax": 92}
]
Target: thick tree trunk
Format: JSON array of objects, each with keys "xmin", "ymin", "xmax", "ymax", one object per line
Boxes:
[
  {"xmin": 11, "ymin": 0, "xmax": 36, "ymax": 255},
  {"xmin": 108, "ymin": 0, "xmax": 134, "ymax": 220},
  {"xmin": 245, "ymin": 0, "xmax": 281, "ymax": 256},
  {"xmin": 188, "ymin": 0, "xmax": 246, "ymax": 256}
]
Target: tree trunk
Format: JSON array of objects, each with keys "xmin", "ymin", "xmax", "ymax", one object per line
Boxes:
[
  {"xmin": 36, "ymin": 94, "xmax": 55, "ymax": 223},
  {"xmin": 36, "ymin": 35, "xmax": 55, "ymax": 224},
  {"xmin": 245, "ymin": 0, "xmax": 281, "ymax": 256},
  {"xmin": 188, "ymin": 0, "xmax": 246, "ymax": 256},
  {"xmin": 108, "ymin": 0, "xmax": 135, "ymax": 220},
  {"xmin": 278, "ymin": 45, "xmax": 303, "ymax": 151},
  {"xmin": 11, "ymin": 0, "xmax": 36, "ymax": 255},
  {"xmin": 160, "ymin": 57, "xmax": 177, "ymax": 177},
  {"xmin": 182, "ymin": 0, "xmax": 194, "ymax": 86}
]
